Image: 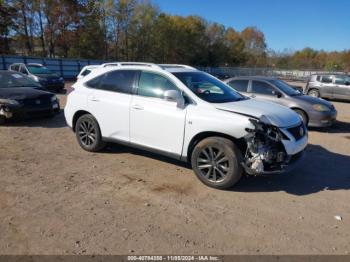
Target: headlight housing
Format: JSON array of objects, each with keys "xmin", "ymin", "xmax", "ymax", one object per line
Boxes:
[
  {"xmin": 313, "ymin": 104, "xmax": 330, "ymax": 112},
  {"xmin": 0, "ymin": 98, "xmax": 20, "ymax": 105}
]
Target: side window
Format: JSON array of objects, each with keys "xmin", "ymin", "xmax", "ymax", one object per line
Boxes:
[
  {"xmin": 11, "ymin": 64, "xmax": 19, "ymax": 71},
  {"xmin": 81, "ymin": 69, "xmax": 91, "ymax": 77},
  {"xmin": 86, "ymin": 75, "xmax": 103, "ymax": 89},
  {"xmin": 99, "ymin": 70, "xmax": 137, "ymax": 94},
  {"xmin": 334, "ymin": 75, "xmax": 350, "ymax": 85},
  {"xmin": 321, "ymin": 75, "xmax": 333, "ymax": 83},
  {"xmin": 20, "ymin": 65, "xmax": 28, "ymax": 74},
  {"xmin": 251, "ymin": 81, "xmax": 275, "ymax": 95},
  {"xmin": 86, "ymin": 70, "xmax": 137, "ymax": 93},
  {"xmin": 227, "ymin": 80, "xmax": 249, "ymax": 92},
  {"xmin": 138, "ymin": 71, "xmax": 179, "ymax": 99}
]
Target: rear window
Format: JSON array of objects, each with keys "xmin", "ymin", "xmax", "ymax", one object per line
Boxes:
[
  {"xmin": 227, "ymin": 80, "xmax": 249, "ymax": 92},
  {"xmin": 81, "ymin": 69, "xmax": 91, "ymax": 77},
  {"xmin": 86, "ymin": 70, "xmax": 137, "ymax": 94}
]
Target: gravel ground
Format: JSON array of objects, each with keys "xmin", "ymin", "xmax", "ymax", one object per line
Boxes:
[{"xmin": 0, "ymin": 83, "xmax": 350, "ymax": 255}]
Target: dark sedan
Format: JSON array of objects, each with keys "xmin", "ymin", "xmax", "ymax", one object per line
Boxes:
[
  {"xmin": 0, "ymin": 71, "xmax": 60, "ymax": 124},
  {"xmin": 225, "ymin": 77, "xmax": 337, "ymax": 127}
]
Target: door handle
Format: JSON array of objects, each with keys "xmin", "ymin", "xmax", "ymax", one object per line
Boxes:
[
  {"xmin": 132, "ymin": 104, "xmax": 144, "ymax": 110},
  {"xmin": 89, "ymin": 96, "xmax": 100, "ymax": 102},
  {"xmin": 250, "ymin": 94, "xmax": 256, "ymax": 98}
]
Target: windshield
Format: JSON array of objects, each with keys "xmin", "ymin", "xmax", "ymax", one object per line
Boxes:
[
  {"xmin": 268, "ymin": 79, "xmax": 301, "ymax": 96},
  {"xmin": 0, "ymin": 71, "xmax": 41, "ymax": 88},
  {"xmin": 27, "ymin": 65, "xmax": 52, "ymax": 74},
  {"xmin": 173, "ymin": 72, "xmax": 244, "ymax": 103}
]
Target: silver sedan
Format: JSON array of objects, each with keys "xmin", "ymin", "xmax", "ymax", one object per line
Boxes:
[{"xmin": 224, "ymin": 77, "xmax": 337, "ymax": 127}]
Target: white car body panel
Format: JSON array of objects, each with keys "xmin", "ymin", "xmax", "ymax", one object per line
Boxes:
[{"xmin": 130, "ymin": 95, "xmax": 187, "ymax": 154}]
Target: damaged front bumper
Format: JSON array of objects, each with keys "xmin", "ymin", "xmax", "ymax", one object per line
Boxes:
[
  {"xmin": 242, "ymin": 149, "xmax": 305, "ymax": 175},
  {"xmin": 242, "ymin": 117, "xmax": 308, "ymax": 175},
  {"xmin": 0, "ymin": 101, "xmax": 60, "ymax": 120}
]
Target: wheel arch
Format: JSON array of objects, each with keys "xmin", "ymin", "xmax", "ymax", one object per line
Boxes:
[
  {"xmin": 186, "ymin": 131, "xmax": 246, "ymax": 163},
  {"xmin": 72, "ymin": 110, "xmax": 92, "ymax": 132},
  {"xmin": 290, "ymin": 107, "xmax": 309, "ymax": 123}
]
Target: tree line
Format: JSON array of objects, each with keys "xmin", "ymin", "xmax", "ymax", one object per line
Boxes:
[{"xmin": 1, "ymin": 0, "xmax": 349, "ymax": 71}]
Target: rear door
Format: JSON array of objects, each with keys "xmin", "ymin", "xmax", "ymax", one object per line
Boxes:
[
  {"xmin": 320, "ymin": 75, "xmax": 334, "ymax": 98},
  {"xmin": 86, "ymin": 70, "xmax": 139, "ymax": 142},
  {"xmin": 333, "ymin": 75, "xmax": 350, "ymax": 99}
]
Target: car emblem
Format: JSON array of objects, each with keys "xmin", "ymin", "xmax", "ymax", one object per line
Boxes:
[
  {"xmin": 35, "ymin": 100, "xmax": 41, "ymax": 105},
  {"xmin": 299, "ymin": 126, "xmax": 304, "ymax": 137}
]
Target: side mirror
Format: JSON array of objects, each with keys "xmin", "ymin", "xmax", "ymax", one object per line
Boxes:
[
  {"xmin": 163, "ymin": 90, "xmax": 185, "ymax": 108},
  {"xmin": 273, "ymin": 90, "xmax": 282, "ymax": 98}
]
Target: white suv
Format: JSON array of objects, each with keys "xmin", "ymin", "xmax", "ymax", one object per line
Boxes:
[{"xmin": 64, "ymin": 63, "xmax": 308, "ymax": 189}]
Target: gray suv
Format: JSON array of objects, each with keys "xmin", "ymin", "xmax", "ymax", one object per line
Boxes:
[{"xmin": 304, "ymin": 74, "xmax": 350, "ymax": 100}]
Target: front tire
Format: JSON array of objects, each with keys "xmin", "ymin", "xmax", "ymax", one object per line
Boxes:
[
  {"xmin": 191, "ymin": 137, "xmax": 243, "ymax": 189},
  {"xmin": 75, "ymin": 114, "xmax": 105, "ymax": 152}
]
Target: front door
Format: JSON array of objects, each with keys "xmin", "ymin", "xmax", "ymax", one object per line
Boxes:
[{"xmin": 130, "ymin": 71, "xmax": 187, "ymax": 156}]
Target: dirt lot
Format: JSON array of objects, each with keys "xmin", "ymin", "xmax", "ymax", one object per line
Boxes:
[{"xmin": 1, "ymin": 83, "xmax": 350, "ymax": 255}]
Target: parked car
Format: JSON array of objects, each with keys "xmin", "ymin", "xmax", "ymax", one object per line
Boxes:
[
  {"xmin": 225, "ymin": 77, "xmax": 337, "ymax": 127},
  {"xmin": 304, "ymin": 74, "xmax": 350, "ymax": 101},
  {"xmin": 64, "ymin": 63, "xmax": 307, "ymax": 189},
  {"xmin": 0, "ymin": 70, "xmax": 60, "ymax": 124},
  {"xmin": 9, "ymin": 63, "xmax": 65, "ymax": 92}
]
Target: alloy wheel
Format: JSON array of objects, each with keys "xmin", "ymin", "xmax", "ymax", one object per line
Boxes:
[
  {"xmin": 197, "ymin": 146, "xmax": 230, "ymax": 183},
  {"xmin": 78, "ymin": 119, "xmax": 96, "ymax": 147}
]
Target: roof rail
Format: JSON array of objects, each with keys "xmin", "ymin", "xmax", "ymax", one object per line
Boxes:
[
  {"xmin": 158, "ymin": 64, "xmax": 197, "ymax": 70},
  {"xmin": 101, "ymin": 62, "xmax": 162, "ymax": 69}
]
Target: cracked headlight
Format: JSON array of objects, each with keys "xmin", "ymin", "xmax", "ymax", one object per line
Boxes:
[
  {"xmin": 313, "ymin": 104, "xmax": 330, "ymax": 112},
  {"xmin": 0, "ymin": 98, "xmax": 20, "ymax": 105}
]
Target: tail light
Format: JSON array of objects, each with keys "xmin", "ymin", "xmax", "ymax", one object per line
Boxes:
[{"xmin": 66, "ymin": 86, "xmax": 75, "ymax": 95}]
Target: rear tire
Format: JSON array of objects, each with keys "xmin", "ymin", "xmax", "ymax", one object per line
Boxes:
[
  {"xmin": 293, "ymin": 109, "xmax": 308, "ymax": 126},
  {"xmin": 308, "ymin": 89, "xmax": 320, "ymax": 98},
  {"xmin": 191, "ymin": 137, "xmax": 243, "ymax": 189},
  {"xmin": 75, "ymin": 114, "xmax": 105, "ymax": 152}
]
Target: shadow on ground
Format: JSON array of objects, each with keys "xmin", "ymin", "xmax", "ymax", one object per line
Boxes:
[
  {"xmin": 234, "ymin": 144, "xmax": 350, "ymax": 195},
  {"xmin": 309, "ymin": 120, "xmax": 350, "ymax": 133}
]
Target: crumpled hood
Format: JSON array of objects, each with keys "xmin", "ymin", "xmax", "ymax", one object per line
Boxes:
[
  {"xmin": 214, "ymin": 98, "xmax": 301, "ymax": 128},
  {"xmin": 0, "ymin": 87, "xmax": 51, "ymax": 100}
]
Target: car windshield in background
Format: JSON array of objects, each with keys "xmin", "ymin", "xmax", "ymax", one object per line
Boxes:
[
  {"xmin": 268, "ymin": 79, "xmax": 301, "ymax": 96},
  {"xmin": 173, "ymin": 72, "xmax": 244, "ymax": 103},
  {"xmin": 27, "ymin": 65, "xmax": 52, "ymax": 74},
  {"xmin": 0, "ymin": 71, "xmax": 40, "ymax": 88}
]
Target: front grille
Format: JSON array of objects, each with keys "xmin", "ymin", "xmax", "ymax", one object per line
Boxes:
[{"xmin": 287, "ymin": 123, "xmax": 305, "ymax": 141}]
